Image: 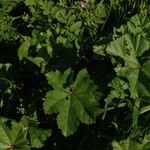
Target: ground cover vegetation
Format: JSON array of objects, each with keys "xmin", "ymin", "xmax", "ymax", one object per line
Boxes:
[{"xmin": 0, "ymin": 0, "xmax": 150, "ymax": 149}]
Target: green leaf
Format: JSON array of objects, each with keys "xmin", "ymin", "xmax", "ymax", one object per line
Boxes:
[
  {"xmin": 95, "ymin": 2, "xmax": 106, "ymax": 18},
  {"xmin": 0, "ymin": 120, "xmax": 11, "ymax": 149},
  {"xmin": 106, "ymin": 34, "xmax": 150, "ymax": 98},
  {"xmin": 29, "ymin": 127, "xmax": 51, "ymax": 148},
  {"xmin": 0, "ymin": 63, "xmax": 15, "ymax": 95},
  {"xmin": 44, "ymin": 69, "xmax": 100, "ymax": 136},
  {"xmin": 126, "ymin": 34, "xmax": 149, "ymax": 57},
  {"xmin": 102, "ymin": 77, "xmax": 129, "ymax": 119},
  {"xmin": 104, "ymin": 77, "xmax": 129, "ymax": 103},
  {"xmin": 56, "ymin": 35, "xmax": 67, "ymax": 45},
  {"xmin": 27, "ymin": 56, "xmax": 46, "ymax": 68},
  {"xmin": 68, "ymin": 15, "xmax": 76, "ymax": 25},
  {"xmin": 25, "ymin": 0, "xmax": 36, "ymax": 6},
  {"xmin": 93, "ymin": 45, "xmax": 106, "ymax": 56},
  {"xmin": 39, "ymin": 0, "xmax": 54, "ymax": 15},
  {"xmin": 46, "ymin": 69, "xmax": 71, "ymax": 89},
  {"xmin": 0, "ymin": 63, "xmax": 13, "ymax": 80},
  {"xmin": 106, "ymin": 36, "xmax": 127, "ymax": 60},
  {"xmin": 106, "ymin": 34, "xmax": 150, "ymax": 131},
  {"xmin": 70, "ymin": 21, "xmax": 82, "ymax": 33},
  {"xmin": 0, "ymin": 118, "xmax": 30, "ymax": 150},
  {"xmin": 139, "ymin": 105, "xmax": 150, "ymax": 115},
  {"xmin": 127, "ymin": 14, "xmax": 150, "ymax": 34},
  {"xmin": 116, "ymin": 14, "xmax": 150, "ymax": 37},
  {"xmin": 55, "ymin": 9, "xmax": 67, "ymax": 23},
  {"xmin": 20, "ymin": 116, "xmax": 52, "ymax": 148},
  {"xmin": 10, "ymin": 124, "xmax": 29, "ymax": 150},
  {"xmin": 137, "ymin": 59, "xmax": 150, "ymax": 98},
  {"xmin": 18, "ymin": 37, "xmax": 31, "ymax": 60},
  {"xmin": 0, "ymin": 63, "xmax": 11, "ymax": 71},
  {"xmin": 107, "ymin": 34, "xmax": 149, "ymax": 60},
  {"xmin": 112, "ymin": 139, "xmax": 130, "ymax": 150},
  {"xmin": 112, "ymin": 135, "xmax": 150, "ymax": 150}
]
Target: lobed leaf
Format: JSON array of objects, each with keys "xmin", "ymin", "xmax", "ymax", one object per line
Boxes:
[{"xmin": 44, "ymin": 69, "xmax": 100, "ymax": 136}]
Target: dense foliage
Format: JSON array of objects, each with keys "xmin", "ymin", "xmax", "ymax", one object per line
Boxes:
[{"xmin": 0, "ymin": 0, "xmax": 150, "ymax": 149}]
